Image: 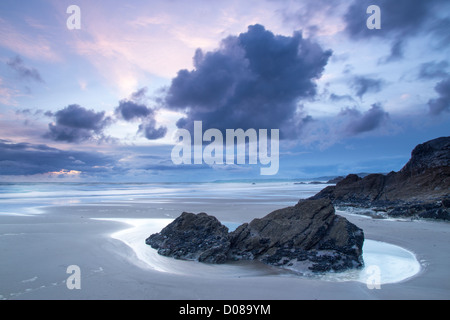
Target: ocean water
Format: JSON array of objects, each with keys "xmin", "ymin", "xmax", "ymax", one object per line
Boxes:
[{"xmin": 0, "ymin": 181, "xmax": 326, "ymax": 216}]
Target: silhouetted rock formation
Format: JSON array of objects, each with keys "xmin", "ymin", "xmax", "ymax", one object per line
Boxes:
[
  {"xmin": 146, "ymin": 212, "xmax": 231, "ymax": 264},
  {"xmin": 228, "ymin": 198, "xmax": 364, "ymax": 272},
  {"xmin": 146, "ymin": 199, "xmax": 364, "ymax": 273},
  {"xmin": 312, "ymin": 137, "xmax": 450, "ymax": 220}
]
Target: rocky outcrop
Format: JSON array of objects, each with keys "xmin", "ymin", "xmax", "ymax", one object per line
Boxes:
[
  {"xmin": 228, "ymin": 198, "xmax": 364, "ymax": 272},
  {"xmin": 401, "ymin": 136, "xmax": 450, "ymax": 174},
  {"xmin": 145, "ymin": 199, "xmax": 364, "ymax": 273},
  {"xmin": 146, "ymin": 212, "xmax": 231, "ymax": 264},
  {"xmin": 312, "ymin": 137, "xmax": 450, "ymax": 220}
]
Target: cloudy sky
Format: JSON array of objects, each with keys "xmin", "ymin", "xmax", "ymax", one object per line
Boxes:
[{"xmin": 0, "ymin": 0, "xmax": 449, "ymax": 182}]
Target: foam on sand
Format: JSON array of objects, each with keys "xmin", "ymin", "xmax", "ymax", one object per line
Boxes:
[
  {"xmin": 319, "ymin": 239, "xmax": 422, "ymax": 284},
  {"xmin": 94, "ymin": 218, "xmax": 281, "ymax": 277}
]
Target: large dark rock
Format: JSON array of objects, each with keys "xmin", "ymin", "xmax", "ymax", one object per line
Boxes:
[
  {"xmin": 145, "ymin": 199, "xmax": 364, "ymax": 273},
  {"xmin": 228, "ymin": 198, "xmax": 364, "ymax": 272},
  {"xmin": 312, "ymin": 137, "xmax": 450, "ymax": 220},
  {"xmin": 145, "ymin": 212, "xmax": 231, "ymax": 264}
]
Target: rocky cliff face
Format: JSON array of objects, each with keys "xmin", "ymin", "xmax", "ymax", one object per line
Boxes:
[
  {"xmin": 400, "ymin": 136, "xmax": 450, "ymax": 175},
  {"xmin": 312, "ymin": 137, "xmax": 450, "ymax": 220},
  {"xmin": 146, "ymin": 199, "xmax": 364, "ymax": 273}
]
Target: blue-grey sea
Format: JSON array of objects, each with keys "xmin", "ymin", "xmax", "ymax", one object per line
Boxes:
[{"xmin": 0, "ymin": 181, "xmax": 326, "ymax": 216}]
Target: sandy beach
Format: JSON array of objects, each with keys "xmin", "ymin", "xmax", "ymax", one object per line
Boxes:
[
  {"xmin": 2, "ymin": 0, "xmax": 449, "ymax": 307},
  {"xmin": 0, "ymin": 182, "xmax": 449, "ymax": 300}
]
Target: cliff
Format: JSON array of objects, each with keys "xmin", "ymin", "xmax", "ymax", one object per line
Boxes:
[{"xmin": 312, "ymin": 137, "xmax": 450, "ymax": 220}]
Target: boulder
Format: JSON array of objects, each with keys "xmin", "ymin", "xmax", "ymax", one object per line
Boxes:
[
  {"xmin": 146, "ymin": 199, "xmax": 365, "ymax": 273},
  {"xmin": 145, "ymin": 212, "xmax": 231, "ymax": 264},
  {"xmin": 228, "ymin": 198, "xmax": 364, "ymax": 272}
]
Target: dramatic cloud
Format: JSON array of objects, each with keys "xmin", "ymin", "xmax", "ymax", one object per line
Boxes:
[
  {"xmin": 41, "ymin": 89, "xmax": 168, "ymax": 143},
  {"xmin": 45, "ymin": 104, "xmax": 112, "ymax": 143},
  {"xmin": 115, "ymin": 100, "xmax": 152, "ymax": 121},
  {"xmin": 351, "ymin": 76, "xmax": 385, "ymax": 99},
  {"xmin": 164, "ymin": 24, "xmax": 332, "ymax": 139},
  {"xmin": 0, "ymin": 139, "xmax": 115, "ymax": 176},
  {"xmin": 138, "ymin": 118, "xmax": 168, "ymax": 140},
  {"xmin": 115, "ymin": 89, "xmax": 168, "ymax": 140},
  {"xmin": 340, "ymin": 103, "xmax": 390, "ymax": 135},
  {"xmin": 6, "ymin": 55, "xmax": 44, "ymax": 83},
  {"xmin": 293, "ymin": 103, "xmax": 391, "ymax": 149},
  {"xmin": 344, "ymin": 0, "xmax": 449, "ymax": 60},
  {"xmin": 428, "ymin": 77, "xmax": 450, "ymax": 115}
]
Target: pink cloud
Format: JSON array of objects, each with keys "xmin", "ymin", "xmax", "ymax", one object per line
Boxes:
[
  {"xmin": 0, "ymin": 78, "xmax": 20, "ymax": 106},
  {"xmin": 0, "ymin": 18, "xmax": 61, "ymax": 62}
]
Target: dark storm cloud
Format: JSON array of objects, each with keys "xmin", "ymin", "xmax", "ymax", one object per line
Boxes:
[
  {"xmin": 115, "ymin": 100, "xmax": 152, "ymax": 121},
  {"xmin": 6, "ymin": 55, "xmax": 44, "ymax": 83},
  {"xmin": 43, "ymin": 88, "xmax": 167, "ymax": 143},
  {"xmin": 351, "ymin": 76, "xmax": 385, "ymax": 99},
  {"xmin": 45, "ymin": 104, "xmax": 112, "ymax": 143},
  {"xmin": 138, "ymin": 118, "xmax": 168, "ymax": 140},
  {"xmin": 340, "ymin": 103, "xmax": 390, "ymax": 135},
  {"xmin": 344, "ymin": 0, "xmax": 449, "ymax": 60},
  {"xmin": 164, "ymin": 24, "xmax": 332, "ymax": 139},
  {"xmin": 428, "ymin": 77, "xmax": 450, "ymax": 115},
  {"xmin": 0, "ymin": 139, "xmax": 115, "ymax": 176},
  {"xmin": 115, "ymin": 88, "xmax": 168, "ymax": 140}
]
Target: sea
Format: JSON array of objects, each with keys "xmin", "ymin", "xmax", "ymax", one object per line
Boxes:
[{"xmin": 0, "ymin": 180, "xmax": 326, "ymax": 216}]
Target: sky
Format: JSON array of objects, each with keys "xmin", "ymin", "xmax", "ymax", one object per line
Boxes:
[{"xmin": 0, "ymin": 0, "xmax": 449, "ymax": 182}]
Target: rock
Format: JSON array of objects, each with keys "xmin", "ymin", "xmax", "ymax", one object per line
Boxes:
[
  {"xmin": 145, "ymin": 212, "xmax": 231, "ymax": 264},
  {"xmin": 326, "ymin": 176, "xmax": 345, "ymax": 184},
  {"xmin": 388, "ymin": 200, "xmax": 450, "ymax": 220},
  {"xmin": 228, "ymin": 198, "xmax": 364, "ymax": 273},
  {"xmin": 146, "ymin": 199, "xmax": 365, "ymax": 273},
  {"xmin": 400, "ymin": 136, "xmax": 450, "ymax": 175},
  {"xmin": 312, "ymin": 137, "xmax": 450, "ymax": 220}
]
